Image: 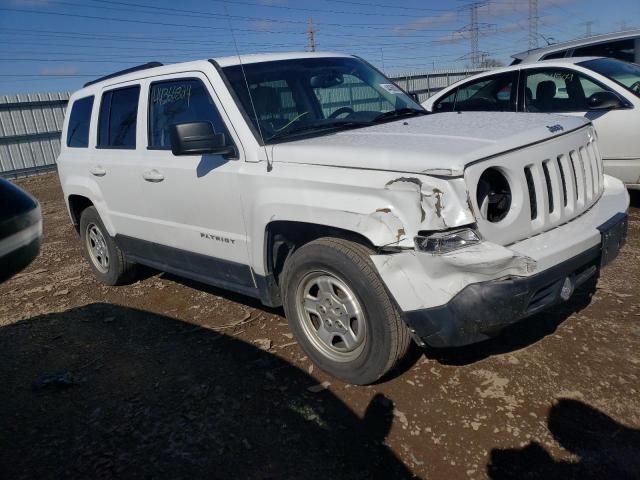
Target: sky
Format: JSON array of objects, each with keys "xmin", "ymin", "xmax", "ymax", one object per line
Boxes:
[{"xmin": 0, "ymin": 0, "xmax": 638, "ymax": 95}]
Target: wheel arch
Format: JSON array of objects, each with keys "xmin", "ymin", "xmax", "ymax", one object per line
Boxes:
[
  {"xmin": 263, "ymin": 220, "xmax": 377, "ymax": 286},
  {"xmin": 67, "ymin": 194, "xmax": 94, "ymax": 233},
  {"xmin": 62, "ymin": 177, "xmax": 116, "ymax": 236}
]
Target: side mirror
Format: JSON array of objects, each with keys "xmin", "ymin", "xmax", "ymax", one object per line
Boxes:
[
  {"xmin": 409, "ymin": 92, "xmax": 420, "ymax": 103},
  {"xmin": 170, "ymin": 122, "xmax": 236, "ymax": 157},
  {"xmin": 587, "ymin": 91, "xmax": 624, "ymax": 110}
]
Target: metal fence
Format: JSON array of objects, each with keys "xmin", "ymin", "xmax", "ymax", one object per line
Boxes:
[
  {"xmin": 0, "ymin": 68, "xmax": 485, "ymax": 179},
  {"xmin": 0, "ymin": 92, "xmax": 69, "ymax": 178},
  {"xmin": 389, "ymin": 68, "xmax": 486, "ymax": 103}
]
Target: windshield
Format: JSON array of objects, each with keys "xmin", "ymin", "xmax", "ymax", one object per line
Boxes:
[
  {"xmin": 222, "ymin": 57, "xmax": 425, "ymax": 144},
  {"xmin": 579, "ymin": 58, "xmax": 640, "ymax": 98}
]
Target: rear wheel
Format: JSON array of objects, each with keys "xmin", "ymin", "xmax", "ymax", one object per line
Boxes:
[
  {"xmin": 79, "ymin": 207, "xmax": 135, "ymax": 285},
  {"xmin": 281, "ymin": 237, "xmax": 410, "ymax": 385}
]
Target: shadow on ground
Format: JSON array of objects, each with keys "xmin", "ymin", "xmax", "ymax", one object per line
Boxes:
[
  {"xmin": 0, "ymin": 304, "xmax": 416, "ymax": 480},
  {"xmin": 488, "ymin": 398, "xmax": 640, "ymax": 479},
  {"xmin": 422, "ymin": 277, "xmax": 598, "ymax": 366}
]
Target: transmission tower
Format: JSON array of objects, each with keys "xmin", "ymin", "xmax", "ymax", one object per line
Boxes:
[
  {"xmin": 528, "ymin": 0, "xmax": 539, "ymax": 49},
  {"xmin": 469, "ymin": 2, "xmax": 482, "ymax": 68},
  {"xmin": 579, "ymin": 20, "xmax": 596, "ymax": 38},
  {"xmin": 456, "ymin": 2, "xmax": 493, "ymax": 68},
  {"xmin": 308, "ymin": 17, "xmax": 316, "ymax": 52}
]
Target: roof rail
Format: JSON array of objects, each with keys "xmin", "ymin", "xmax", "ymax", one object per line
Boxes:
[{"xmin": 83, "ymin": 62, "xmax": 163, "ymax": 87}]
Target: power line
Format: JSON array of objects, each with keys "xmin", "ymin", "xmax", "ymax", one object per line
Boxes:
[
  {"xmin": 207, "ymin": 0, "xmax": 457, "ymax": 18},
  {"xmin": 47, "ymin": 0, "xmax": 462, "ymax": 31},
  {"xmin": 0, "ymin": 7, "xmax": 475, "ymax": 37},
  {"xmin": 323, "ymin": 0, "xmax": 453, "ymax": 12}
]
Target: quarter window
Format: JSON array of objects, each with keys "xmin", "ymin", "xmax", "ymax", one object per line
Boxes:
[
  {"xmin": 98, "ymin": 86, "xmax": 140, "ymax": 149},
  {"xmin": 148, "ymin": 79, "xmax": 228, "ymax": 149},
  {"xmin": 66, "ymin": 95, "xmax": 94, "ymax": 148}
]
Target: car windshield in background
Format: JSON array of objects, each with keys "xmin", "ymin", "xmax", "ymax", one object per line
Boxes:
[
  {"xmin": 222, "ymin": 57, "xmax": 425, "ymax": 144},
  {"xmin": 579, "ymin": 58, "xmax": 640, "ymax": 98}
]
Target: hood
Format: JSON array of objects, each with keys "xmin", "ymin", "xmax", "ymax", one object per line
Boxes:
[{"xmin": 271, "ymin": 112, "xmax": 589, "ymax": 176}]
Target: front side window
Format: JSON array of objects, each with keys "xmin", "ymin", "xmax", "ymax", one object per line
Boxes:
[
  {"xmin": 148, "ymin": 78, "xmax": 228, "ymax": 149},
  {"xmin": 434, "ymin": 73, "xmax": 517, "ymax": 112},
  {"xmin": 98, "ymin": 85, "xmax": 140, "ymax": 148},
  {"xmin": 579, "ymin": 58, "xmax": 640, "ymax": 98},
  {"xmin": 222, "ymin": 57, "xmax": 424, "ymax": 144},
  {"xmin": 524, "ymin": 68, "xmax": 614, "ymax": 112},
  {"xmin": 66, "ymin": 95, "xmax": 94, "ymax": 148}
]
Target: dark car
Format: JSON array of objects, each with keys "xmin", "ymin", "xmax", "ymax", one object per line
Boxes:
[{"xmin": 0, "ymin": 178, "xmax": 42, "ymax": 283}]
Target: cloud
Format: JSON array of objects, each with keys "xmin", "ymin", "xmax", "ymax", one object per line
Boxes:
[
  {"xmin": 39, "ymin": 66, "xmax": 80, "ymax": 76},
  {"xmin": 434, "ymin": 31, "xmax": 468, "ymax": 45},
  {"xmin": 392, "ymin": 0, "xmax": 575, "ymax": 34},
  {"xmin": 11, "ymin": 0, "xmax": 50, "ymax": 5},
  {"xmin": 247, "ymin": 19, "xmax": 282, "ymax": 31},
  {"xmin": 392, "ymin": 11, "xmax": 459, "ymax": 34}
]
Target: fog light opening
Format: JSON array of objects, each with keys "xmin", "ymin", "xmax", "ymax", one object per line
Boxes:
[
  {"xmin": 560, "ymin": 276, "xmax": 575, "ymax": 301},
  {"xmin": 477, "ymin": 167, "xmax": 512, "ymax": 223}
]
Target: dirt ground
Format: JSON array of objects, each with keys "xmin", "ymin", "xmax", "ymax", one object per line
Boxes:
[{"xmin": 1, "ymin": 172, "xmax": 639, "ymax": 479}]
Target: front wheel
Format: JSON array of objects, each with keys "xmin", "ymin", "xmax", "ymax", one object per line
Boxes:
[{"xmin": 281, "ymin": 237, "xmax": 410, "ymax": 385}]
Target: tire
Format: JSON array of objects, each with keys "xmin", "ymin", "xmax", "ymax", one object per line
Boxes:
[
  {"xmin": 79, "ymin": 206, "xmax": 135, "ymax": 285},
  {"xmin": 281, "ymin": 237, "xmax": 411, "ymax": 385}
]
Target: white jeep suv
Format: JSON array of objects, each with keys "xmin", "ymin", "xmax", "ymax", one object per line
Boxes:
[{"xmin": 58, "ymin": 53, "xmax": 629, "ymax": 385}]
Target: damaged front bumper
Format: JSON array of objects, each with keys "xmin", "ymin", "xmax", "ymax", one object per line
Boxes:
[
  {"xmin": 371, "ymin": 175, "xmax": 630, "ymax": 348},
  {"xmin": 404, "ymin": 243, "xmax": 605, "ymax": 347}
]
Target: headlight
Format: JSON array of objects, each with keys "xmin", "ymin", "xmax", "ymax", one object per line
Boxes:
[{"xmin": 414, "ymin": 228, "xmax": 480, "ymax": 254}]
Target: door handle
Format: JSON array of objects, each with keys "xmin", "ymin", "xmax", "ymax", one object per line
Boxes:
[
  {"xmin": 90, "ymin": 166, "xmax": 106, "ymax": 177},
  {"xmin": 142, "ymin": 169, "xmax": 164, "ymax": 183}
]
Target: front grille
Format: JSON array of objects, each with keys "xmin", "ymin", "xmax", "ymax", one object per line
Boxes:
[
  {"xmin": 465, "ymin": 126, "xmax": 605, "ymax": 246},
  {"xmin": 523, "ymin": 135, "xmax": 604, "ymax": 228}
]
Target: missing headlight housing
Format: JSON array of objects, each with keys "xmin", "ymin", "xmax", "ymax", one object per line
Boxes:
[
  {"xmin": 414, "ymin": 228, "xmax": 480, "ymax": 254},
  {"xmin": 477, "ymin": 167, "xmax": 511, "ymax": 223}
]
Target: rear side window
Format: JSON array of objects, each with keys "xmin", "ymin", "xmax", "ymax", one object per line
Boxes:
[
  {"xmin": 98, "ymin": 85, "xmax": 140, "ymax": 148},
  {"xmin": 66, "ymin": 96, "xmax": 94, "ymax": 148},
  {"xmin": 148, "ymin": 79, "xmax": 227, "ymax": 149},
  {"xmin": 573, "ymin": 39, "xmax": 635, "ymax": 63},
  {"xmin": 541, "ymin": 50, "xmax": 568, "ymax": 60}
]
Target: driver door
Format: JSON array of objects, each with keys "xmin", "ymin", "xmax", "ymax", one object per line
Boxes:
[
  {"xmin": 131, "ymin": 72, "xmax": 253, "ymax": 290},
  {"xmin": 521, "ymin": 67, "xmax": 637, "ymax": 181}
]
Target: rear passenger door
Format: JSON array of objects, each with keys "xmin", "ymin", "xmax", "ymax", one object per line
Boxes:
[{"xmin": 91, "ymin": 82, "xmax": 144, "ymax": 237}]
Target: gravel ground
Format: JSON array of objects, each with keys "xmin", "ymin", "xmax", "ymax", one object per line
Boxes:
[{"xmin": 1, "ymin": 173, "xmax": 639, "ymax": 479}]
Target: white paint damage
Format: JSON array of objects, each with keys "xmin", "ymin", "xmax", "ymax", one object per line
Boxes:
[{"xmin": 373, "ymin": 175, "xmax": 629, "ymax": 312}]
